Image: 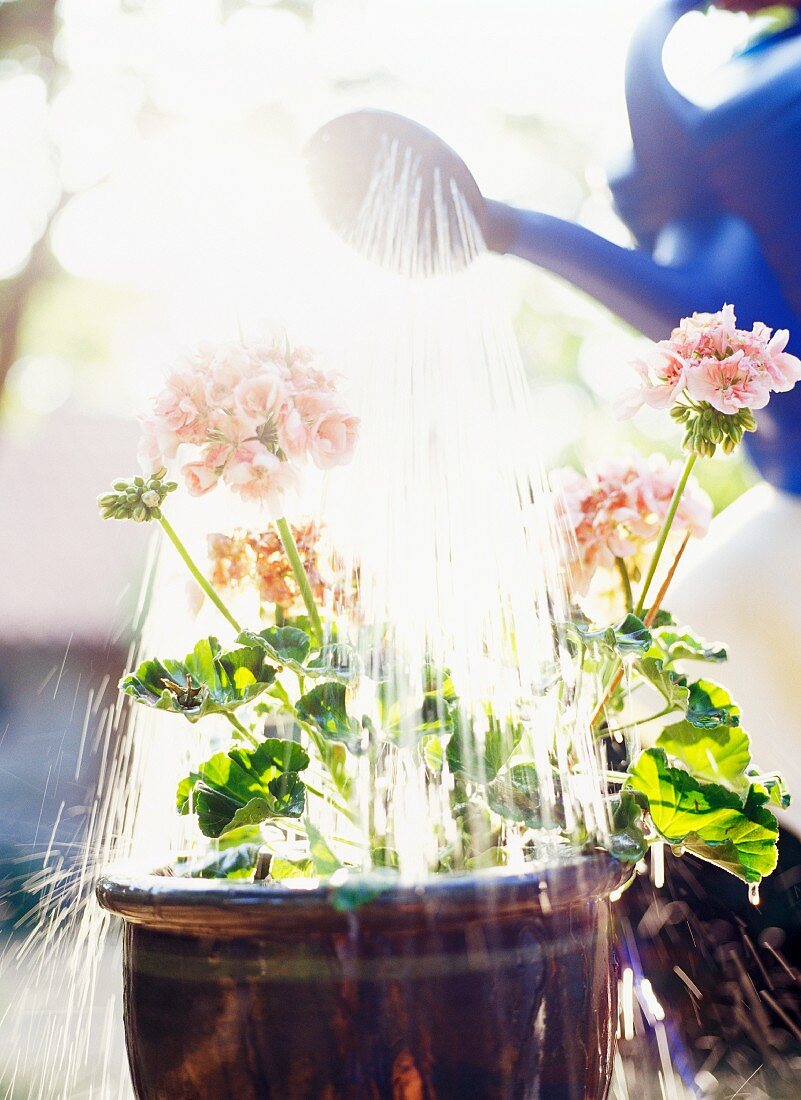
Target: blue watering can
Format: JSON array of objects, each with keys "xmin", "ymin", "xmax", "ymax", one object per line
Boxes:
[{"xmin": 306, "ymin": 0, "xmax": 801, "ymax": 491}]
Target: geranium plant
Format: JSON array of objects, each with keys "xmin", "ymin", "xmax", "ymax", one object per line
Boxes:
[
  {"xmin": 100, "ymin": 309, "xmax": 798, "ymax": 892},
  {"xmin": 558, "ymin": 305, "xmax": 801, "ymax": 886}
]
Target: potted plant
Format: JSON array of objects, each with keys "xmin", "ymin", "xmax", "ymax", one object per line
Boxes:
[{"xmin": 97, "ymin": 308, "xmax": 796, "ymax": 1099}]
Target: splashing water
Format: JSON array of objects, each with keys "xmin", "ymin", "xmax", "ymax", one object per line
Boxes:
[
  {"xmin": 2, "ymin": 140, "xmax": 615, "ymax": 1095},
  {"xmin": 310, "ymin": 139, "xmax": 613, "ymax": 877}
]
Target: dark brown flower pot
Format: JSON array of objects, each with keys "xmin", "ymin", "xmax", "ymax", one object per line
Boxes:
[{"xmin": 97, "ymin": 853, "xmax": 627, "ymax": 1100}]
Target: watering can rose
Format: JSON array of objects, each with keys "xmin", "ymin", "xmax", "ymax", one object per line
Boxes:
[{"xmin": 137, "ymin": 336, "xmax": 359, "ymax": 512}]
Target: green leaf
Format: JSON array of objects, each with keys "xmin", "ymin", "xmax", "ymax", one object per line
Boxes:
[
  {"xmin": 568, "ymin": 614, "xmax": 652, "ymax": 659},
  {"xmin": 648, "ymin": 609, "xmax": 674, "ymax": 629},
  {"xmin": 173, "ymin": 842, "xmax": 261, "ymax": 880},
  {"xmin": 486, "ymin": 764, "xmax": 542, "ymax": 827},
  {"xmin": 239, "ymin": 626, "xmax": 310, "ymax": 667},
  {"xmin": 653, "ymin": 627, "xmax": 727, "ymax": 666},
  {"xmin": 626, "ymin": 748, "xmax": 778, "ymax": 883},
  {"xmin": 446, "ymin": 713, "xmax": 521, "ymax": 784},
  {"xmin": 609, "ymin": 792, "xmax": 648, "ymax": 864},
  {"xmin": 178, "ymin": 738, "xmax": 309, "ymax": 837},
  {"xmin": 637, "ymin": 657, "xmax": 690, "ymax": 712},
  {"xmin": 685, "ymin": 680, "xmax": 740, "ymax": 730},
  {"xmin": 657, "ymin": 719, "xmax": 751, "ymax": 787},
  {"xmin": 122, "ymin": 637, "xmax": 276, "ymax": 722},
  {"xmin": 305, "ymin": 643, "xmax": 361, "ymax": 683},
  {"xmin": 269, "ymin": 856, "xmax": 315, "ymax": 880},
  {"xmin": 305, "ymin": 819, "xmax": 342, "ymax": 876},
  {"xmin": 296, "ymin": 682, "xmax": 362, "ymax": 749},
  {"xmin": 465, "ymin": 848, "xmax": 508, "ymax": 870},
  {"xmin": 747, "ymin": 771, "xmax": 791, "ymax": 811},
  {"xmin": 238, "ymin": 628, "xmax": 358, "ymax": 684},
  {"xmin": 331, "ymin": 871, "xmax": 398, "ymax": 912}
]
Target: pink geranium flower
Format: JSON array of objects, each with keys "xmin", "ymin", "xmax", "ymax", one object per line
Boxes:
[
  {"xmin": 685, "ymin": 351, "xmax": 771, "ymax": 414},
  {"xmin": 137, "ymin": 335, "xmax": 360, "ymax": 516},
  {"xmin": 553, "ymin": 453, "xmax": 712, "ymax": 596},
  {"xmin": 618, "ymin": 305, "xmax": 801, "ymax": 420}
]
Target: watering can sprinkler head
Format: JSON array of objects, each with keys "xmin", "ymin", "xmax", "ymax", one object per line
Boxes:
[
  {"xmin": 308, "ymin": 2, "xmax": 801, "ymax": 491},
  {"xmin": 305, "ymin": 110, "xmax": 503, "ymax": 275}
]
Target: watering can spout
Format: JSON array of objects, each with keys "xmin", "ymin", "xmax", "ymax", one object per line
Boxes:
[
  {"xmin": 484, "ymin": 201, "xmax": 702, "ymax": 341},
  {"xmin": 485, "ymin": 202, "xmax": 799, "ymax": 348}
]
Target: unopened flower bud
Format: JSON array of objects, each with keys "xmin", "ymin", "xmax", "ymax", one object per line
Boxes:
[{"xmin": 97, "ymin": 472, "xmax": 177, "ymax": 522}]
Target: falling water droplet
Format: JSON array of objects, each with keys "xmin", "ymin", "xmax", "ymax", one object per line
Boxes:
[{"xmin": 748, "ymin": 881, "xmax": 761, "ymax": 907}]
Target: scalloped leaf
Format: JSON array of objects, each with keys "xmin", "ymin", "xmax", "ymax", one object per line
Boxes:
[
  {"xmin": 653, "ymin": 627, "xmax": 727, "ymax": 666},
  {"xmin": 486, "ymin": 764, "xmax": 543, "ymax": 827},
  {"xmin": 305, "ymin": 819, "xmax": 342, "ymax": 876},
  {"xmin": 657, "ymin": 720, "xmax": 751, "ymax": 787},
  {"xmin": 567, "ymin": 614, "xmax": 652, "ymax": 659},
  {"xmin": 637, "ymin": 656, "xmax": 690, "ymax": 713},
  {"xmin": 446, "ymin": 713, "xmax": 521, "ymax": 784},
  {"xmin": 609, "ymin": 791, "xmax": 648, "ymax": 864},
  {"xmin": 177, "ymin": 738, "xmax": 309, "ymax": 837},
  {"xmin": 173, "ymin": 842, "xmax": 261, "ymax": 880},
  {"xmin": 296, "ymin": 682, "xmax": 362, "ymax": 749},
  {"xmin": 685, "ymin": 680, "xmax": 740, "ymax": 730},
  {"xmin": 626, "ymin": 748, "xmax": 778, "ymax": 883},
  {"xmin": 122, "ymin": 637, "xmax": 276, "ymax": 722}
]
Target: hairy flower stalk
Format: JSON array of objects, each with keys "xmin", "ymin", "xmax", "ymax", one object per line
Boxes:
[
  {"xmin": 98, "ymin": 472, "xmax": 242, "ymax": 633},
  {"xmin": 635, "ymin": 452, "xmax": 697, "ymax": 617},
  {"xmin": 274, "ymin": 516, "xmax": 324, "ymax": 643}
]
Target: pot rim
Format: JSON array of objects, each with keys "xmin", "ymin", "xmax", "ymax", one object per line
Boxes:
[{"xmin": 96, "ymin": 850, "xmax": 630, "ymax": 936}]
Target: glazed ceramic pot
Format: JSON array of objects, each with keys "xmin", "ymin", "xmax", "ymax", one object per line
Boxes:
[{"xmin": 97, "ymin": 852, "xmax": 627, "ymax": 1100}]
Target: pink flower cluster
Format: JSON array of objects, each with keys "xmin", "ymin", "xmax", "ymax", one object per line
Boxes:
[
  {"xmin": 553, "ymin": 454, "xmax": 712, "ymax": 595},
  {"xmin": 618, "ymin": 304, "xmax": 801, "ymax": 417},
  {"xmin": 138, "ymin": 337, "xmax": 359, "ymax": 512}
]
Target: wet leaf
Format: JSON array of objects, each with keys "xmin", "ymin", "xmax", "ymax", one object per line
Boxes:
[
  {"xmin": 657, "ymin": 719, "xmax": 751, "ymax": 787},
  {"xmin": 567, "ymin": 614, "xmax": 652, "ymax": 659},
  {"xmin": 637, "ymin": 657, "xmax": 690, "ymax": 712},
  {"xmin": 122, "ymin": 637, "xmax": 276, "ymax": 722},
  {"xmin": 608, "ymin": 791, "xmax": 648, "ymax": 864},
  {"xmin": 173, "ymin": 842, "xmax": 261, "ymax": 880},
  {"xmin": 269, "ymin": 856, "xmax": 315, "ymax": 880},
  {"xmin": 486, "ymin": 764, "xmax": 542, "ymax": 827},
  {"xmin": 239, "ymin": 628, "xmax": 358, "ymax": 684},
  {"xmin": 652, "ymin": 627, "xmax": 727, "ymax": 666},
  {"xmin": 446, "ymin": 713, "xmax": 521, "ymax": 784},
  {"xmin": 305, "ymin": 819, "xmax": 341, "ymax": 876},
  {"xmin": 296, "ymin": 682, "xmax": 362, "ymax": 749},
  {"xmin": 685, "ymin": 680, "xmax": 740, "ymax": 730},
  {"xmin": 177, "ymin": 738, "xmax": 309, "ymax": 837},
  {"xmin": 626, "ymin": 748, "xmax": 778, "ymax": 883}
]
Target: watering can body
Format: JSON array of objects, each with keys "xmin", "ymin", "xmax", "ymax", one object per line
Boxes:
[{"xmin": 488, "ymin": 0, "xmax": 801, "ymax": 492}]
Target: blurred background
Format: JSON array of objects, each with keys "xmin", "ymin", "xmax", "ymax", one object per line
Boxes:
[{"xmin": 0, "ymin": 0, "xmax": 783, "ymax": 1096}]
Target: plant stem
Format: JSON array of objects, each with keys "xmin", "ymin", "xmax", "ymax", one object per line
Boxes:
[
  {"xmin": 226, "ymin": 712, "xmax": 259, "ymax": 748},
  {"xmin": 274, "ymin": 516, "xmax": 323, "ymax": 644},
  {"xmin": 590, "ymin": 534, "xmax": 691, "ymax": 733},
  {"xmin": 303, "ymin": 779, "xmax": 356, "ymax": 823},
  {"xmin": 158, "ymin": 514, "xmax": 242, "ymax": 634},
  {"xmin": 604, "ymin": 706, "xmax": 676, "ymax": 736},
  {"xmin": 635, "ymin": 452, "xmax": 697, "ymax": 617},
  {"xmin": 615, "ymin": 557, "xmax": 633, "ymax": 614}
]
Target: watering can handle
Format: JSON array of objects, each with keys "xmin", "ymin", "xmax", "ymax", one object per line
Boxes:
[{"xmin": 626, "ymin": 0, "xmax": 702, "ymax": 169}]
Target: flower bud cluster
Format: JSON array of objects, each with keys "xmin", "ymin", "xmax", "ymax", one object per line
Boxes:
[
  {"xmin": 670, "ymin": 403, "xmax": 757, "ymax": 457},
  {"xmin": 98, "ymin": 471, "xmax": 177, "ymax": 522}
]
